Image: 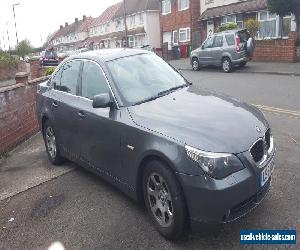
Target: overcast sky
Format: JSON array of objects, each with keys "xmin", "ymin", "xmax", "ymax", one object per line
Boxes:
[{"xmin": 0, "ymin": 0, "xmax": 121, "ymax": 50}]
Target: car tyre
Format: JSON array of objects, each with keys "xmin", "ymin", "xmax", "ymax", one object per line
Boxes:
[
  {"xmin": 192, "ymin": 57, "xmax": 200, "ymax": 71},
  {"xmin": 143, "ymin": 160, "xmax": 188, "ymax": 240},
  {"xmin": 222, "ymin": 57, "xmax": 233, "ymax": 73},
  {"xmin": 43, "ymin": 120, "xmax": 64, "ymax": 165}
]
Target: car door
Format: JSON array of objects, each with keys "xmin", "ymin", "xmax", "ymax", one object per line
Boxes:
[
  {"xmin": 198, "ymin": 35, "xmax": 214, "ymax": 64},
  {"xmin": 210, "ymin": 34, "xmax": 224, "ymax": 66},
  {"xmin": 76, "ymin": 60, "xmax": 122, "ymax": 179},
  {"xmin": 50, "ymin": 60, "xmax": 82, "ymax": 160}
]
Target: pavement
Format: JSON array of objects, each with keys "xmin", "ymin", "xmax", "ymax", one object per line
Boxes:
[
  {"xmin": 0, "ymin": 71, "xmax": 300, "ymax": 249},
  {"xmin": 169, "ymin": 58, "xmax": 300, "ymax": 76},
  {"xmin": 0, "ymin": 133, "xmax": 74, "ymax": 201}
]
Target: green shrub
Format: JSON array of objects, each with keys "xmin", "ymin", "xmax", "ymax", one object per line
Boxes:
[
  {"xmin": 216, "ymin": 22, "xmax": 238, "ymax": 33},
  {"xmin": 44, "ymin": 67, "xmax": 56, "ymax": 76},
  {"xmin": 245, "ymin": 18, "xmax": 260, "ymax": 38},
  {"xmin": 0, "ymin": 50, "xmax": 18, "ymax": 68}
]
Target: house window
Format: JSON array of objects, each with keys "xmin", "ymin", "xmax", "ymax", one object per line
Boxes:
[
  {"xmin": 258, "ymin": 11, "xmax": 291, "ymax": 39},
  {"xmin": 281, "ymin": 16, "xmax": 292, "ymax": 37},
  {"xmin": 162, "ymin": 0, "xmax": 171, "ymax": 15},
  {"xmin": 139, "ymin": 14, "xmax": 144, "ymax": 24},
  {"xmin": 116, "ymin": 20, "xmax": 121, "ymax": 29},
  {"xmin": 221, "ymin": 15, "xmax": 236, "ymax": 25},
  {"xmin": 130, "ymin": 16, "xmax": 135, "ymax": 26},
  {"xmin": 236, "ymin": 14, "xmax": 243, "ymax": 29},
  {"xmin": 178, "ymin": 0, "xmax": 189, "ymax": 11},
  {"xmin": 128, "ymin": 36, "xmax": 135, "ymax": 47},
  {"xmin": 173, "ymin": 30, "xmax": 178, "ymax": 45},
  {"xmin": 258, "ymin": 11, "xmax": 276, "ymax": 38},
  {"xmin": 179, "ymin": 27, "xmax": 190, "ymax": 42}
]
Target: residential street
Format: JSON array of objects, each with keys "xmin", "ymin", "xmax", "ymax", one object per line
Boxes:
[{"xmin": 1, "ymin": 70, "xmax": 300, "ymax": 249}]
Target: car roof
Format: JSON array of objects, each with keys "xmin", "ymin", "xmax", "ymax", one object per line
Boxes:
[
  {"xmin": 68, "ymin": 48, "xmax": 150, "ymax": 62},
  {"xmin": 214, "ymin": 28, "xmax": 247, "ymax": 35}
]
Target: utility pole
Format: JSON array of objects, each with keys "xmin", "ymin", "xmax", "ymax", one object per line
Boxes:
[
  {"xmin": 13, "ymin": 3, "xmax": 20, "ymax": 46},
  {"xmin": 123, "ymin": 0, "xmax": 128, "ymax": 47},
  {"xmin": 6, "ymin": 22, "xmax": 11, "ymax": 50}
]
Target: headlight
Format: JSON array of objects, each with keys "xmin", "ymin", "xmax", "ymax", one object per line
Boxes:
[{"xmin": 185, "ymin": 145, "xmax": 245, "ymax": 179}]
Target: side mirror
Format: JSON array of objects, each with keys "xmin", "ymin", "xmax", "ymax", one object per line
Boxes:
[
  {"xmin": 201, "ymin": 45, "xmax": 205, "ymax": 50},
  {"xmin": 92, "ymin": 93, "xmax": 113, "ymax": 108}
]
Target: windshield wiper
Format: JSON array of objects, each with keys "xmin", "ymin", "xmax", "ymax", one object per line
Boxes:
[{"xmin": 132, "ymin": 82, "xmax": 191, "ymax": 106}]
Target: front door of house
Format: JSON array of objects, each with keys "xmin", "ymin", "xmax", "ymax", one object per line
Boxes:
[{"xmin": 207, "ymin": 21, "xmax": 214, "ymax": 38}]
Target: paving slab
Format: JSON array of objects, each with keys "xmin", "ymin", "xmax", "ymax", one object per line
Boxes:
[{"xmin": 0, "ymin": 133, "xmax": 74, "ymax": 201}]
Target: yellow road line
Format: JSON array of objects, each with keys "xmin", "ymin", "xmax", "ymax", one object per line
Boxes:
[{"xmin": 255, "ymin": 105, "xmax": 300, "ymax": 117}]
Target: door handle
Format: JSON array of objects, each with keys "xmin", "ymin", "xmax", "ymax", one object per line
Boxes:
[
  {"xmin": 78, "ymin": 111, "xmax": 85, "ymax": 119},
  {"xmin": 52, "ymin": 102, "xmax": 58, "ymax": 108}
]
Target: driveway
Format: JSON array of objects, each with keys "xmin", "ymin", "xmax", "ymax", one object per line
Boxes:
[{"xmin": 0, "ymin": 72, "xmax": 299, "ymax": 249}]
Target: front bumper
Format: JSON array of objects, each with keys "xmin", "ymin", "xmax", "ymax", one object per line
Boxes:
[{"xmin": 177, "ymin": 153, "xmax": 274, "ymax": 230}]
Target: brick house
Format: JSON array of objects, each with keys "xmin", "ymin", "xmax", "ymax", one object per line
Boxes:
[
  {"xmin": 199, "ymin": 0, "xmax": 298, "ymax": 62},
  {"xmin": 160, "ymin": 0, "xmax": 201, "ymax": 58},
  {"xmin": 86, "ymin": 0, "xmax": 161, "ymax": 50},
  {"xmin": 48, "ymin": 16, "xmax": 93, "ymax": 52}
]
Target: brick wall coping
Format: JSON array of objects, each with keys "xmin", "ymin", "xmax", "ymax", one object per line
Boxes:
[
  {"xmin": 28, "ymin": 75, "xmax": 50, "ymax": 85},
  {"xmin": 0, "ymin": 83, "xmax": 25, "ymax": 94},
  {"xmin": 15, "ymin": 72, "xmax": 29, "ymax": 78}
]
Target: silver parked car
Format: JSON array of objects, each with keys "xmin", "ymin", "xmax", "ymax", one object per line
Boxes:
[{"xmin": 190, "ymin": 29, "xmax": 255, "ymax": 73}]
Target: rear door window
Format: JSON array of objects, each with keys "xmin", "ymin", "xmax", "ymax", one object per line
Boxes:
[
  {"xmin": 238, "ymin": 30, "xmax": 250, "ymax": 42},
  {"xmin": 59, "ymin": 60, "xmax": 81, "ymax": 95},
  {"xmin": 81, "ymin": 61, "xmax": 110, "ymax": 100},
  {"xmin": 212, "ymin": 35, "xmax": 223, "ymax": 48},
  {"xmin": 225, "ymin": 34, "xmax": 235, "ymax": 46}
]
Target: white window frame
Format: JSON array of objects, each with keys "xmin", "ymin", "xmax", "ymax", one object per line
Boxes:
[
  {"xmin": 221, "ymin": 15, "xmax": 236, "ymax": 25},
  {"xmin": 178, "ymin": 0, "xmax": 189, "ymax": 11},
  {"xmin": 128, "ymin": 35, "xmax": 135, "ymax": 48},
  {"xmin": 257, "ymin": 11, "xmax": 291, "ymax": 39},
  {"xmin": 179, "ymin": 27, "xmax": 190, "ymax": 42},
  {"xmin": 173, "ymin": 30, "xmax": 178, "ymax": 45},
  {"xmin": 162, "ymin": 0, "xmax": 171, "ymax": 15}
]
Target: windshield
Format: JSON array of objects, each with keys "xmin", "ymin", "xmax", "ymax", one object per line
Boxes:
[{"xmin": 107, "ymin": 53, "xmax": 187, "ymax": 106}]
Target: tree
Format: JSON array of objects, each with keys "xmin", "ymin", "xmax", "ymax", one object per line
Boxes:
[
  {"xmin": 16, "ymin": 39, "xmax": 33, "ymax": 58},
  {"xmin": 268, "ymin": 0, "xmax": 300, "ymax": 40}
]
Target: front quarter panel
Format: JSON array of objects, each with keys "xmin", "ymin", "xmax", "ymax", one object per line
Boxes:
[{"xmin": 121, "ymin": 108, "xmax": 204, "ymax": 198}]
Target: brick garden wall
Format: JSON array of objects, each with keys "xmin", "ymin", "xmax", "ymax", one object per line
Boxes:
[
  {"xmin": 0, "ymin": 75, "xmax": 48, "ymax": 154},
  {"xmin": 0, "ymin": 66, "xmax": 17, "ymax": 81},
  {"xmin": 253, "ymin": 32, "xmax": 297, "ymax": 62}
]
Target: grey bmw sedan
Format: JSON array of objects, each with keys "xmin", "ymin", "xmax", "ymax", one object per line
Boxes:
[{"xmin": 36, "ymin": 49, "xmax": 275, "ymax": 239}]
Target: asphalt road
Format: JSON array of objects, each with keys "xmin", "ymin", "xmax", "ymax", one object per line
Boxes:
[{"xmin": 1, "ymin": 71, "xmax": 300, "ymax": 249}]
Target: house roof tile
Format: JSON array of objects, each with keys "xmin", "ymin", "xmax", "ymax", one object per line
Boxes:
[
  {"xmin": 89, "ymin": 2, "xmax": 122, "ymax": 28},
  {"xmin": 200, "ymin": 0, "xmax": 267, "ymax": 20}
]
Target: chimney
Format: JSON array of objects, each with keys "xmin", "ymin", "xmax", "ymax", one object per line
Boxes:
[
  {"xmin": 60, "ymin": 25, "xmax": 63, "ymax": 30},
  {"xmin": 75, "ymin": 18, "xmax": 78, "ymax": 23},
  {"xmin": 83, "ymin": 15, "xmax": 86, "ymax": 21},
  {"xmin": 65, "ymin": 22, "xmax": 68, "ymax": 27}
]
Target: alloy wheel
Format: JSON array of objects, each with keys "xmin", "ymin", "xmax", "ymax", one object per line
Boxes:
[
  {"xmin": 223, "ymin": 59, "xmax": 230, "ymax": 72},
  {"xmin": 45, "ymin": 126, "xmax": 57, "ymax": 159},
  {"xmin": 192, "ymin": 59, "xmax": 199, "ymax": 71},
  {"xmin": 147, "ymin": 172, "xmax": 174, "ymax": 227}
]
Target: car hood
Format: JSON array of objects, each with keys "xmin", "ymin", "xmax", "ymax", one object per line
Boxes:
[{"xmin": 128, "ymin": 86, "xmax": 268, "ymax": 153}]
